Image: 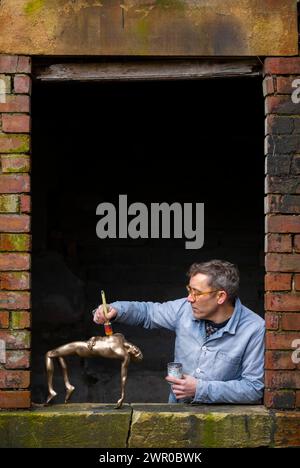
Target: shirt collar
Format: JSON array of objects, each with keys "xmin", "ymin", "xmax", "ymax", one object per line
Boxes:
[
  {"xmin": 221, "ymin": 297, "xmax": 241, "ymax": 335},
  {"xmin": 191, "ymin": 297, "xmax": 242, "ymax": 336}
]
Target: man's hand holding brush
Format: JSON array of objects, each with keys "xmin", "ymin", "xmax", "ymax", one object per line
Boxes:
[
  {"xmin": 93, "ymin": 304, "xmax": 117, "ymax": 324},
  {"xmin": 93, "ymin": 289, "xmax": 118, "ymax": 326}
]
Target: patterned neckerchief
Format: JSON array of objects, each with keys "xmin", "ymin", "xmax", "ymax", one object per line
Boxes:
[{"xmin": 205, "ymin": 318, "xmax": 231, "ymax": 338}]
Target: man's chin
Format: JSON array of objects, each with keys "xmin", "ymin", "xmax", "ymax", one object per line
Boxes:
[{"xmin": 192, "ymin": 309, "xmax": 206, "ymax": 319}]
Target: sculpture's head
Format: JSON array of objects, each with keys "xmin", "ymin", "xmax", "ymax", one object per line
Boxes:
[{"xmin": 129, "ymin": 344, "xmax": 143, "ymax": 362}]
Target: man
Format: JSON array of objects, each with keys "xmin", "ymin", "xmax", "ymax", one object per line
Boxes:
[{"xmin": 93, "ymin": 259, "xmax": 265, "ymax": 404}]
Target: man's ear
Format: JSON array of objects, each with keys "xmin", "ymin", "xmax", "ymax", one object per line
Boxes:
[{"xmin": 217, "ymin": 290, "xmax": 227, "ymax": 305}]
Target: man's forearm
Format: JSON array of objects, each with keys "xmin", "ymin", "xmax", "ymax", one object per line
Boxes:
[
  {"xmin": 193, "ymin": 378, "xmax": 264, "ymax": 404},
  {"xmin": 109, "ymin": 300, "xmax": 179, "ymax": 331}
]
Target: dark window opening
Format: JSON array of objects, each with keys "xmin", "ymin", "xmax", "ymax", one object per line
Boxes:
[{"xmin": 31, "ymin": 76, "xmax": 264, "ymax": 404}]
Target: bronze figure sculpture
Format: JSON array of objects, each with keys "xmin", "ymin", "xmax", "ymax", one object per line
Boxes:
[{"xmin": 45, "ymin": 333, "xmax": 143, "ymax": 409}]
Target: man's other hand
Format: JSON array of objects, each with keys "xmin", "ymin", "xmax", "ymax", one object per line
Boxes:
[
  {"xmin": 93, "ymin": 305, "xmax": 117, "ymax": 324},
  {"xmin": 165, "ymin": 374, "xmax": 197, "ymax": 399}
]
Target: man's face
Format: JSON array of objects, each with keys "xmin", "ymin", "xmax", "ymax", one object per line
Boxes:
[{"xmin": 187, "ymin": 273, "xmax": 220, "ymax": 320}]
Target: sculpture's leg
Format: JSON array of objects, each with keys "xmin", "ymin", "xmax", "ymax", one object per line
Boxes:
[
  {"xmin": 58, "ymin": 357, "xmax": 75, "ymax": 403},
  {"xmin": 115, "ymin": 355, "xmax": 130, "ymax": 409},
  {"xmin": 45, "ymin": 343, "xmax": 83, "ymax": 404},
  {"xmin": 45, "ymin": 353, "xmax": 57, "ymax": 404}
]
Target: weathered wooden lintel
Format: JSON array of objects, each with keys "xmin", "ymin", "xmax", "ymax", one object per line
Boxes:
[{"xmin": 33, "ymin": 59, "xmax": 262, "ymax": 82}]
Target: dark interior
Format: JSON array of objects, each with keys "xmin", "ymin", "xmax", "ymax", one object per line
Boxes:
[{"xmin": 31, "ymin": 74, "xmax": 265, "ymax": 404}]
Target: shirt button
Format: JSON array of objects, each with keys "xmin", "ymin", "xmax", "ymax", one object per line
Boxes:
[
  {"xmin": 196, "ymin": 368, "xmax": 201, "ymax": 373},
  {"xmin": 202, "ymin": 346, "xmax": 207, "ymax": 351}
]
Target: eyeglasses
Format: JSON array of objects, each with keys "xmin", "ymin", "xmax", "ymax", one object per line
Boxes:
[{"xmin": 186, "ymin": 285, "xmax": 220, "ymax": 299}]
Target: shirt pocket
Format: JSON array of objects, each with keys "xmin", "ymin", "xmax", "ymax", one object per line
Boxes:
[{"xmin": 213, "ymin": 351, "xmax": 241, "ymax": 381}]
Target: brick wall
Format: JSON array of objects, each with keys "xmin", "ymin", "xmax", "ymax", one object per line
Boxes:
[
  {"xmin": 0, "ymin": 53, "xmax": 299, "ymax": 410},
  {"xmin": 264, "ymin": 58, "xmax": 300, "ymax": 410},
  {"xmin": 0, "ymin": 55, "xmax": 31, "ymax": 408}
]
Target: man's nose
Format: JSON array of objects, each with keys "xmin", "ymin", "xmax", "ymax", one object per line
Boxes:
[{"xmin": 187, "ymin": 293, "xmax": 195, "ymax": 303}]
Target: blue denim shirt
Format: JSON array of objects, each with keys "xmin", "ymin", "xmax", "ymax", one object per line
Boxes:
[{"xmin": 110, "ymin": 297, "xmax": 265, "ymax": 404}]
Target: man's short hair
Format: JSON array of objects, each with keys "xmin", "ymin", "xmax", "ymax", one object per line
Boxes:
[{"xmin": 187, "ymin": 259, "xmax": 240, "ymax": 303}]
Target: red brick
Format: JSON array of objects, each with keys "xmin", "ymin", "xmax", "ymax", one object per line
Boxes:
[
  {"xmin": 0, "ymin": 215, "xmax": 30, "ymax": 233},
  {"xmin": 265, "ymin": 311, "xmax": 280, "ymax": 330},
  {"xmin": 0, "ymin": 330, "xmax": 30, "ymax": 349},
  {"xmin": 265, "ymin": 115, "xmax": 294, "ymax": 136},
  {"xmin": 265, "ymin": 95, "xmax": 299, "ymax": 115},
  {"xmin": 280, "ymin": 195, "xmax": 300, "ymax": 214},
  {"xmin": 282, "ymin": 313, "xmax": 300, "ymax": 330},
  {"xmin": 265, "ymin": 234, "xmax": 292, "ymax": 253},
  {"xmin": 2, "ymin": 114, "xmax": 30, "ymax": 133},
  {"xmin": 276, "ymin": 76, "xmax": 295, "ymax": 95},
  {"xmin": 0, "ymin": 233, "xmax": 31, "ymax": 250},
  {"xmin": 0, "ymin": 134, "xmax": 30, "ymax": 153},
  {"xmin": 266, "ymin": 215, "xmax": 300, "ymax": 233},
  {"xmin": 0, "ymin": 291, "xmax": 30, "ymax": 309},
  {"xmin": 0, "ymin": 311, "xmax": 9, "ymax": 328},
  {"xmin": 11, "ymin": 311, "xmax": 31, "ymax": 329},
  {"xmin": 266, "ymin": 331, "xmax": 300, "ymax": 350},
  {"xmin": 264, "ymin": 193, "xmax": 300, "ymax": 215},
  {"xmin": 1, "ymin": 155, "xmax": 30, "ymax": 173},
  {"xmin": 265, "ymin": 175, "xmax": 300, "ymax": 194},
  {"xmin": 295, "ymin": 274, "xmax": 300, "ymax": 290},
  {"xmin": 264, "ymin": 194, "xmax": 281, "ymax": 214},
  {"xmin": 265, "ymin": 350, "xmax": 296, "ymax": 370},
  {"xmin": 0, "ymin": 56, "xmax": 18, "ymax": 73},
  {"xmin": 265, "ymin": 273, "xmax": 291, "ymax": 291},
  {"xmin": 294, "ymin": 235, "xmax": 300, "ymax": 252},
  {"xmin": 265, "ymin": 293, "xmax": 300, "ymax": 311},
  {"xmin": 266, "ymin": 253, "xmax": 300, "ymax": 272},
  {"xmin": 20, "ymin": 195, "xmax": 31, "ymax": 213},
  {"xmin": 265, "ymin": 370, "xmax": 300, "ymax": 389},
  {"xmin": 0, "ymin": 253, "xmax": 30, "ymax": 270},
  {"xmin": 264, "ymin": 389, "xmax": 296, "ymax": 409},
  {"xmin": 5, "ymin": 350, "xmax": 30, "ymax": 369},
  {"xmin": 275, "ymin": 414, "xmax": 300, "ymax": 447},
  {"xmin": 264, "ymin": 58, "xmax": 300, "ymax": 75},
  {"xmin": 264, "ymin": 389, "xmax": 274, "ymax": 408},
  {"xmin": 14, "ymin": 75, "xmax": 31, "ymax": 94},
  {"xmin": 16, "ymin": 57, "xmax": 31, "ymax": 74},
  {"xmin": 0, "ymin": 272, "xmax": 30, "ymax": 290},
  {"xmin": 0, "ymin": 174, "xmax": 30, "ymax": 192},
  {"xmin": 0, "ymin": 390, "xmax": 30, "ymax": 408},
  {"xmin": 263, "ymin": 76, "xmax": 275, "ymax": 96},
  {"xmin": 0, "ymin": 94, "xmax": 30, "ymax": 112},
  {"xmin": 0, "ymin": 370, "xmax": 30, "ymax": 388}
]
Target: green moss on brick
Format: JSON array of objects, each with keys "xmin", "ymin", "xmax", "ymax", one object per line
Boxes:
[
  {"xmin": 135, "ymin": 19, "xmax": 150, "ymax": 39},
  {"xmin": 0, "ymin": 134, "xmax": 30, "ymax": 154},
  {"xmin": 129, "ymin": 405, "xmax": 272, "ymax": 448},
  {"xmin": 15, "ymin": 136, "xmax": 30, "ymax": 153},
  {"xmin": 0, "ymin": 195, "xmax": 19, "ymax": 213},
  {"xmin": 156, "ymin": 0, "xmax": 185, "ymax": 10},
  {"xmin": 11, "ymin": 310, "xmax": 30, "ymax": 329},
  {"xmin": 9, "ymin": 330, "xmax": 31, "ymax": 348},
  {"xmin": 0, "ymin": 405, "xmax": 298, "ymax": 448},
  {"xmin": 2, "ymin": 155, "xmax": 30, "ymax": 173},
  {"xmin": 0, "ymin": 234, "xmax": 30, "ymax": 251},
  {"xmin": 0, "ymin": 404, "xmax": 132, "ymax": 448},
  {"xmin": 24, "ymin": 0, "xmax": 44, "ymax": 15}
]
